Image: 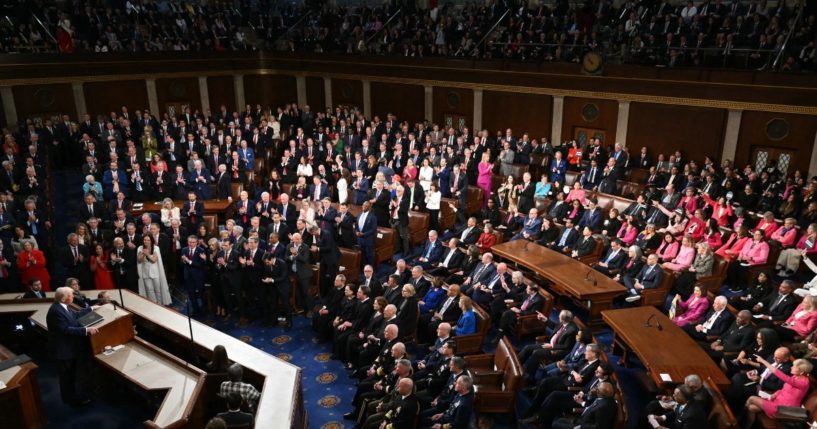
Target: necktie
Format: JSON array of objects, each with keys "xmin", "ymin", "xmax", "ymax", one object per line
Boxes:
[
  {"xmin": 521, "ymin": 295, "xmax": 533, "ymax": 311},
  {"xmin": 550, "ymin": 324, "xmax": 566, "ymax": 346}
]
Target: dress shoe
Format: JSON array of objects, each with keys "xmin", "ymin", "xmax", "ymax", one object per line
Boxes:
[{"xmin": 343, "ymin": 411, "xmax": 357, "ymax": 420}]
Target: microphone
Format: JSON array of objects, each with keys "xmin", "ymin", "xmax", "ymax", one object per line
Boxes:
[
  {"xmin": 523, "ymin": 240, "xmax": 530, "ymax": 252},
  {"xmin": 584, "ymin": 269, "xmax": 598, "ymax": 286},
  {"xmin": 644, "ymin": 313, "xmax": 655, "ymax": 328}
]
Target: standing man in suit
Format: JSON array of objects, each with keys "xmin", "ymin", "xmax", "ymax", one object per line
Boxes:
[
  {"xmin": 109, "ymin": 237, "xmax": 137, "ymax": 292},
  {"xmin": 182, "ymin": 190, "xmax": 204, "ymax": 230},
  {"xmin": 215, "ymin": 164, "xmax": 230, "ymax": 200},
  {"xmin": 181, "ymin": 235, "xmax": 207, "ymax": 316},
  {"xmin": 310, "ymin": 226, "xmax": 339, "ymax": 297},
  {"xmin": 335, "ymin": 202, "xmax": 356, "ymax": 248},
  {"xmin": 449, "ymin": 163, "xmax": 468, "ymax": 207},
  {"xmin": 62, "ymin": 233, "xmax": 92, "ymax": 290},
  {"xmin": 369, "ymin": 180, "xmax": 391, "ymax": 228},
  {"xmin": 262, "ymin": 253, "xmax": 292, "ymax": 329},
  {"xmin": 277, "ymin": 193, "xmax": 298, "ymax": 230},
  {"xmin": 217, "ymin": 240, "xmax": 243, "ymax": 321},
  {"xmin": 550, "ymin": 151, "xmax": 567, "ymax": 184},
  {"xmin": 189, "ymin": 160, "xmax": 213, "ymax": 200},
  {"xmin": 517, "ymin": 172, "xmax": 535, "ymax": 215},
  {"xmin": 356, "ymin": 201, "xmax": 378, "ymax": 267},
  {"xmin": 47, "ymin": 287, "xmax": 100, "ymax": 406},
  {"xmin": 390, "ymin": 185, "xmax": 412, "ymax": 256},
  {"xmin": 287, "ymin": 233, "xmax": 313, "ymax": 315}
]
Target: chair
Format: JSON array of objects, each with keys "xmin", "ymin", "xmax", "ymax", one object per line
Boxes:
[
  {"xmin": 203, "ymin": 215, "xmax": 217, "ymax": 233},
  {"xmin": 564, "ymin": 171, "xmax": 580, "ymax": 186},
  {"xmin": 463, "ymin": 337, "xmax": 523, "ymax": 415},
  {"xmin": 640, "ymin": 268, "xmax": 675, "ymax": 308},
  {"xmin": 439, "ymin": 198, "xmax": 458, "ymax": 232},
  {"xmin": 408, "ymin": 210, "xmax": 430, "ymax": 246},
  {"xmin": 230, "ymin": 183, "xmax": 243, "ymax": 201},
  {"xmin": 452, "ymin": 304, "xmax": 490, "ymax": 355},
  {"xmin": 703, "ymin": 377, "xmax": 738, "ymax": 429},
  {"xmin": 698, "ymin": 255, "xmax": 730, "ymax": 294},
  {"xmin": 465, "ymin": 186, "xmax": 484, "ymax": 215},
  {"xmin": 577, "ymin": 237, "xmax": 605, "ymax": 265},
  {"xmin": 338, "ymin": 247, "xmax": 362, "ymax": 284},
  {"xmin": 374, "ymin": 227, "xmax": 396, "ymax": 265}
]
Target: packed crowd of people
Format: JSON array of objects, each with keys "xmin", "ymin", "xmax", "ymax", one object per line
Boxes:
[
  {"xmin": 2, "ymin": 0, "xmax": 815, "ymax": 71},
  {"xmin": 4, "ymin": 92, "xmax": 817, "ymax": 427}
]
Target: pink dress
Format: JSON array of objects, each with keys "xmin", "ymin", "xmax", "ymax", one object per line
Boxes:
[
  {"xmin": 673, "ymin": 295, "xmax": 709, "ymax": 327},
  {"xmin": 477, "ymin": 162, "xmax": 493, "ymax": 207},
  {"xmin": 761, "ymin": 369, "xmax": 810, "ymax": 417},
  {"xmin": 664, "ymin": 245, "xmax": 695, "ymax": 271}
]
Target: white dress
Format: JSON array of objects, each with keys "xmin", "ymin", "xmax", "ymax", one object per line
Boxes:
[
  {"xmin": 336, "ymin": 177, "xmax": 348, "ymax": 204},
  {"xmin": 418, "ymin": 166, "xmax": 434, "ymax": 191},
  {"xmin": 136, "ymin": 245, "xmax": 172, "ymax": 305}
]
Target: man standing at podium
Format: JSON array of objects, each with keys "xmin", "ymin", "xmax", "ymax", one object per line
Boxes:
[{"xmin": 46, "ymin": 286, "xmax": 100, "ymax": 406}]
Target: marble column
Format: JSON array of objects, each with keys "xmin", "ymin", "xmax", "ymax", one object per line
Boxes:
[
  {"xmin": 550, "ymin": 96, "xmax": 564, "ymax": 145},
  {"xmin": 296, "ymin": 75, "xmax": 307, "ymax": 108},
  {"xmin": 614, "ymin": 101, "xmax": 630, "ymax": 147},
  {"xmin": 145, "ymin": 79, "xmax": 160, "ymax": 117},
  {"xmin": 0, "ymin": 86, "xmax": 16, "ymax": 129},
  {"xmin": 721, "ymin": 109, "xmax": 742, "ymax": 163},
  {"xmin": 71, "ymin": 82, "xmax": 87, "ymax": 119},
  {"xmin": 198, "ymin": 76, "xmax": 210, "ymax": 113},
  {"xmin": 362, "ymin": 80, "xmax": 372, "ymax": 119},
  {"xmin": 233, "ymin": 74, "xmax": 245, "ymax": 111},
  {"xmin": 424, "ymin": 86, "xmax": 433, "ymax": 122},
  {"xmin": 809, "ymin": 130, "xmax": 817, "ymax": 178},
  {"xmin": 323, "ymin": 77, "xmax": 332, "ymax": 110},
  {"xmin": 472, "ymin": 89, "xmax": 483, "ymax": 131}
]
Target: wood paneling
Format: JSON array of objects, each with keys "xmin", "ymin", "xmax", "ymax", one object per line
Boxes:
[
  {"xmin": 83, "ymin": 80, "xmax": 149, "ymax": 117},
  {"xmin": 562, "ymin": 97, "xmax": 618, "ymax": 145},
  {"xmin": 12, "ymin": 83, "xmax": 75, "ymax": 121},
  {"xmin": 432, "ymin": 86, "xmax": 473, "ymax": 129},
  {"xmin": 482, "ymin": 91, "xmax": 552, "ymax": 139},
  {"xmin": 735, "ymin": 111, "xmax": 817, "ymax": 174},
  {"xmin": 206, "ymin": 76, "xmax": 235, "ymax": 114},
  {"xmin": 0, "ymin": 94, "xmax": 6, "ymax": 128},
  {"xmin": 243, "ymin": 74, "xmax": 297, "ymax": 110},
  {"xmin": 331, "ymin": 78, "xmax": 363, "ymax": 109},
  {"xmin": 627, "ymin": 103, "xmax": 727, "ymax": 163},
  {"xmin": 305, "ymin": 76, "xmax": 325, "ymax": 112},
  {"xmin": 371, "ymin": 82, "xmax": 425, "ymax": 125},
  {"xmin": 156, "ymin": 77, "xmax": 201, "ymax": 113}
]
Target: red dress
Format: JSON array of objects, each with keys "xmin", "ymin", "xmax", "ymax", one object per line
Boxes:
[
  {"xmin": 91, "ymin": 253, "xmax": 116, "ymax": 290},
  {"xmin": 17, "ymin": 250, "xmax": 51, "ymax": 291}
]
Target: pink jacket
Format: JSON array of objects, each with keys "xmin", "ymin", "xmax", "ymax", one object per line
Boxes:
[
  {"xmin": 716, "ymin": 235, "xmax": 751, "ymax": 262},
  {"xmin": 770, "ymin": 226, "xmax": 798, "ymax": 248},
  {"xmin": 796, "ymin": 234, "xmax": 817, "ymax": 255},
  {"xmin": 665, "ymin": 245, "xmax": 695, "ymax": 271},
  {"xmin": 617, "ymin": 224, "xmax": 638, "ymax": 246},
  {"xmin": 754, "ymin": 219, "xmax": 780, "ymax": 240},
  {"xmin": 738, "ymin": 240, "xmax": 770, "ymax": 265},
  {"xmin": 784, "ymin": 303, "xmax": 817, "ymax": 337},
  {"xmin": 673, "ymin": 296, "xmax": 710, "ymax": 327},
  {"xmin": 656, "ymin": 241, "xmax": 680, "ymax": 261},
  {"xmin": 767, "ymin": 370, "xmax": 810, "ymax": 416}
]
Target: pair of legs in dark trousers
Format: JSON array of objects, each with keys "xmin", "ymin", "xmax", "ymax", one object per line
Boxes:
[
  {"xmin": 518, "ymin": 344, "xmax": 564, "ymax": 380},
  {"xmin": 56, "ymin": 357, "xmax": 91, "ymax": 405},
  {"xmin": 263, "ymin": 282, "xmax": 292, "ymax": 325},
  {"xmin": 522, "ymin": 375, "xmax": 568, "ymax": 418}
]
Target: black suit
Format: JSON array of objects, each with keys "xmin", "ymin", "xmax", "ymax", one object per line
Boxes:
[
  {"xmin": 335, "ymin": 211, "xmax": 356, "ymax": 248},
  {"xmin": 46, "ymin": 302, "xmax": 93, "ymax": 404},
  {"xmin": 705, "ymin": 322, "xmax": 755, "ymax": 361},
  {"xmin": 498, "ymin": 292, "xmax": 544, "ymax": 335},
  {"xmin": 519, "ymin": 322, "xmax": 579, "ymax": 376},
  {"xmin": 109, "ymin": 246, "xmax": 138, "ymax": 292},
  {"xmin": 662, "ymin": 400, "xmax": 708, "ymax": 429},
  {"xmin": 428, "ymin": 248, "xmax": 465, "ymax": 277},
  {"xmin": 61, "ymin": 245, "xmax": 92, "ymax": 289},
  {"xmin": 553, "ymin": 396, "xmax": 618, "ymax": 429},
  {"xmin": 316, "ymin": 230, "xmax": 339, "ymax": 296},
  {"xmin": 683, "ymin": 309, "xmax": 735, "ymax": 341},
  {"xmin": 574, "ymin": 236, "xmax": 597, "ymax": 257}
]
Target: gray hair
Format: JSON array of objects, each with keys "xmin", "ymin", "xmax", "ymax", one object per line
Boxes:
[
  {"xmin": 559, "ymin": 310, "xmax": 574, "ymax": 323},
  {"xmin": 459, "ymin": 375, "xmax": 474, "ymax": 392},
  {"xmin": 684, "ymin": 374, "xmax": 702, "ymax": 389}
]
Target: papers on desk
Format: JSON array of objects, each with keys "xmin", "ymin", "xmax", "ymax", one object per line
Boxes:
[
  {"xmin": 133, "ymin": 203, "xmax": 144, "ymax": 210},
  {"xmin": 659, "ymin": 373, "xmax": 673, "ymax": 383}
]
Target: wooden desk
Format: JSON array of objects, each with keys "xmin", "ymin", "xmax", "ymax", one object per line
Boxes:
[
  {"xmin": 131, "ymin": 199, "xmax": 234, "ymax": 222},
  {"xmin": 0, "ymin": 291, "xmax": 304, "ymax": 428},
  {"xmin": 602, "ymin": 306, "xmax": 730, "ymax": 389},
  {"xmin": 0, "ymin": 345, "xmax": 44, "ymax": 429},
  {"xmin": 491, "ymin": 240, "xmax": 626, "ymax": 328}
]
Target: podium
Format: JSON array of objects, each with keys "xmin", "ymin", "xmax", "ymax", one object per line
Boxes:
[{"xmin": 88, "ymin": 304, "xmax": 134, "ymax": 355}]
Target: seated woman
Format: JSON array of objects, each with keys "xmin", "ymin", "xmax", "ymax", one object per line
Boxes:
[
  {"xmin": 635, "ymin": 223, "xmax": 662, "ymax": 253},
  {"xmin": 722, "ymin": 327, "xmax": 780, "ymax": 378},
  {"xmin": 565, "ymin": 182, "xmax": 587, "ymax": 206},
  {"xmin": 724, "ymin": 229, "xmax": 770, "ymax": 293},
  {"xmin": 671, "ymin": 285, "xmax": 709, "ymax": 328},
  {"xmin": 655, "ymin": 233, "xmax": 680, "ymax": 263},
  {"xmin": 534, "ymin": 174, "xmax": 551, "ymax": 200},
  {"xmin": 775, "ymin": 295, "xmax": 817, "ymax": 342},
  {"xmin": 601, "ymin": 208, "xmax": 623, "ymax": 239},
  {"xmin": 777, "ymin": 223, "xmax": 816, "ymax": 279},
  {"xmin": 716, "ymin": 225, "xmax": 751, "ymax": 262},
  {"xmin": 537, "ymin": 216, "xmax": 560, "ymax": 247},
  {"xmin": 683, "ymin": 209, "xmax": 707, "ymax": 242},
  {"xmin": 676, "ymin": 186, "xmax": 699, "ymax": 214},
  {"xmin": 731, "ymin": 271, "xmax": 775, "ymax": 311},
  {"xmin": 452, "ymin": 296, "xmax": 476, "ymax": 336},
  {"xmin": 615, "ymin": 215, "xmax": 639, "ymax": 246},
  {"xmin": 562, "ymin": 199, "xmax": 584, "ymax": 225},
  {"xmin": 702, "ymin": 218, "xmax": 723, "ymax": 250},
  {"xmin": 613, "ymin": 245, "xmax": 644, "ymax": 284},
  {"xmin": 753, "ymin": 211, "xmax": 780, "ymax": 240},
  {"xmin": 662, "ymin": 235, "xmax": 696, "ymax": 272},
  {"xmin": 769, "ymin": 217, "xmax": 799, "ymax": 249},
  {"xmin": 672, "ymin": 242, "xmax": 714, "ymax": 299},
  {"xmin": 743, "ymin": 356, "xmax": 812, "ymax": 428},
  {"xmin": 476, "ymin": 224, "xmax": 498, "ymax": 254}
]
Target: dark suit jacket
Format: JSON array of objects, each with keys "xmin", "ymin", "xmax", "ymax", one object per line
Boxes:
[
  {"xmin": 355, "ymin": 211, "xmax": 378, "ymax": 247},
  {"xmin": 761, "ymin": 292, "xmax": 797, "ymax": 321},
  {"xmin": 552, "ymin": 322, "xmax": 579, "ymax": 353},
  {"xmin": 720, "ymin": 323, "xmax": 756, "ymax": 353},
  {"xmin": 215, "ymin": 410, "xmax": 255, "ymax": 428},
  {"xmin": 286, "ymin": 242, "xmax": 312, "ymax": 280},
  {"xmin": 665, "ymin": 400, "xmax": 708, "ymax": 429},
  {"xmin": 46, "ymin": 302, "xmax": 92, "ymax": 360},
  {"xmin": 635, "ymin": 264, "xmax": 664, "ymax": 289},
  {"xmin": 574, "ymin": 237, "xmax": 597, "ymax": 257},
  {"xmin": 577, "ymin": 396, "xmax": 618, "ymax": 429},
  {"xmin": 698, "ymin": 309, "xmax": 735, "ymax": 337}
]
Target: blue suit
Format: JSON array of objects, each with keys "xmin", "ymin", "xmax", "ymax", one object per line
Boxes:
[
  {"xmin": 102, "ymin": 168, "xmax": 128, "ymax": 199},
  {"xmin": 417, "ymin": 239, "xmax": 444, "ymax": 268},
  {"xmin": 181, "ymin": 245, "xmax": 207, "ymax": 315},
  {"xmin": 353, "ymin": 177, "xmax": 370, "ymax": 205},
  {"xmin": 419, "ymin": 287, "xmax": 446, "ymax": 314},
  {"xmin": 511, "ymin": 216, "xmax": 543, "ymax": 241},
  {"xmin": 308, "ymin": 184, "xmax": 329, "ymax": 201},
  {"xmin": 454, "ymin": 310, "xmax": 476, "ymax": 336},
  {"xmin": 550, "ymin": 158, "xmax": 567, "ymax": 184},
  {"xmin": 239, "ymin": 147, "xmax": 254, "ymax": 171},
  {"xmin": 356, "ymin": 210, "xmax": 378, "ymax": 266},
  {"xmin": 188, "ymin": 168, "xmax": 213, "ymax": 200},
  {"xmin": 577, "ymin": 208, "xmax": 602, "ymax": 231}
]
